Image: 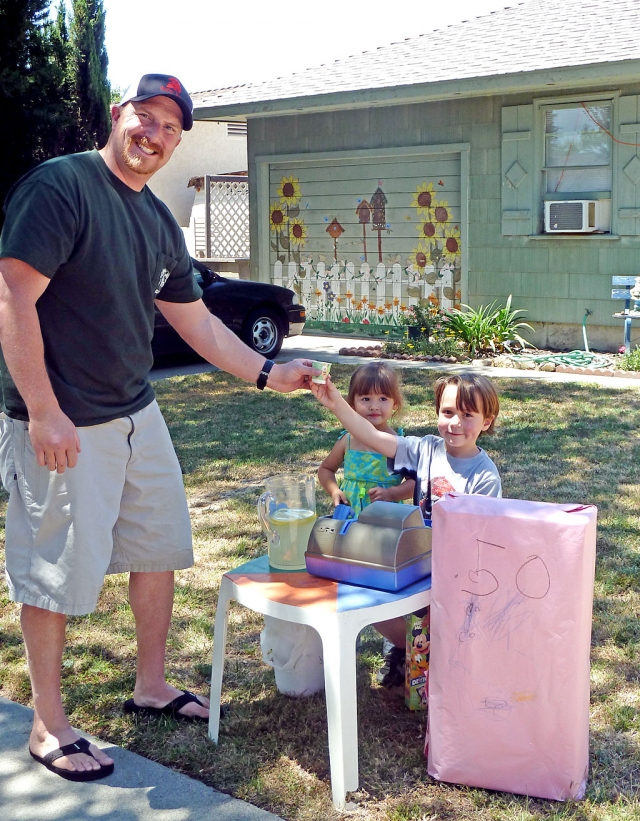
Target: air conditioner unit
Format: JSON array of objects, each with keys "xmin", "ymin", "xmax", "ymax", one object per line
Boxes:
[{"xmin": 544, "ymin": 200, "xmax": 610, "ymax": 233}]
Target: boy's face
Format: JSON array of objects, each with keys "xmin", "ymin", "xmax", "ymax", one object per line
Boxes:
[{"xmin": 437, "ymin": 384, "xmax": 494, "ymax": 459}]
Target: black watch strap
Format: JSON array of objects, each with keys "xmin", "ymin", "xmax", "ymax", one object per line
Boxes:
[{"xmin": 256, "ymin": 359, "xmax": 275, "ymax": 390}]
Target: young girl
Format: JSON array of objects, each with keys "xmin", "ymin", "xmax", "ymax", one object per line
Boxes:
[
  {"xmin": 312, "ymin": 370, "xmax": 501, "ymax": 687},
  {"xmin": 318, "ymin": 362, "xmax": 415, "ymax": 512}
]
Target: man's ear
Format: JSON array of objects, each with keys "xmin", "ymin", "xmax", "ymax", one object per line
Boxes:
[{"xmin": 110, "ymin": 104, "xmax": 121, "ymax": 124}]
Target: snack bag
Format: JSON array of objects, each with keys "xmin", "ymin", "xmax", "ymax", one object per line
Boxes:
[{"xmin": 405, "ymin": 608, "xmax": 430, "ymax": 710}]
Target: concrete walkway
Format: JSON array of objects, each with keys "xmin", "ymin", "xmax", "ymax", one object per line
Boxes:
[
  {"xmin": 0, "ymin": 697, "xmax": 282, "ymax": 821},
  {"xmin": 151, "ymin": 331, "xmax": 640, "ymax": 389}
]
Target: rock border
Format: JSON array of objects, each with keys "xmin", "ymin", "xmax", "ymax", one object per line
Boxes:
[{"xmin": 337, "ymin": 346, "xmax": 640, "ymax": 378}]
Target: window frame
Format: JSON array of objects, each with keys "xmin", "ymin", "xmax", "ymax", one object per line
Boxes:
[{"xmin": 533, "ymin": 91, "xmax": 619, "ymax": 236}]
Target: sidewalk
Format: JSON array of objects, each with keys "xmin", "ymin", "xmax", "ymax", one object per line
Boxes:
[
  {"xmin": 152, "ymin": 332, "xmax": 640, "ymax": 389},
  {"xmin": 0, "ymin": 697, "xmax": 282, "ymax": 821}
]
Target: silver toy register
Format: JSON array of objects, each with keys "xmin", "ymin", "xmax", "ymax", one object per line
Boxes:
[{"xmin": 305, "ymin": 501, "xmax": 432, "ymax": 591}]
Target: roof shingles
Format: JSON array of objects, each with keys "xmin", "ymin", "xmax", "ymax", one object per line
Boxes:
[{"xmin": 192, "ymin": 0, "xmax": 640, "ymax": 111}]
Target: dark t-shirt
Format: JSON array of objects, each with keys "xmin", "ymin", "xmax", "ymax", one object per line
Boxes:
[{"xmin": 0, "ymin": 150, "xmax": 201, "ymax": 425}]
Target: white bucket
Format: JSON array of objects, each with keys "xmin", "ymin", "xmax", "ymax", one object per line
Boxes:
[{"xmin": 260, "ymin": 615, "xmax": 324, "ymax": 697}]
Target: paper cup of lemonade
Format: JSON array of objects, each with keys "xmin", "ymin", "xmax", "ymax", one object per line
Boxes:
[{"xmin": 311, "ymin": 361, "xmax": 331, "ymax": 384}]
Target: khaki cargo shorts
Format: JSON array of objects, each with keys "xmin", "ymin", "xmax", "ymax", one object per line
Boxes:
[{"xmin": 0, "ymin": 401, "xmax": 193, "ymax": 615}]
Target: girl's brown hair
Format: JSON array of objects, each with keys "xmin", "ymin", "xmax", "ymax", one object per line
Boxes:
[
  {"xmin": 347, "ymin": 362, "xmax": 405, "ymax": 417},
  {"xmin": 434, "ymin": 372, "xmax": 500, "ymax": 434}
]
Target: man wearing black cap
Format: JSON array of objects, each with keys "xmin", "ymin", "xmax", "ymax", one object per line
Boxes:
[{"xmin": 0, "ymin": 73, "xmax": 315, "ymax": 781}]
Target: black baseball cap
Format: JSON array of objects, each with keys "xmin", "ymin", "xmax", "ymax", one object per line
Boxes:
[{"xmin": 120, "ymin": 73, "xmax": 193, "ymax": 131}]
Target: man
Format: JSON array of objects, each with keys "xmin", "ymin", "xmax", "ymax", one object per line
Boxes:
[{"xmin": 0, "ymin": 73, "xmax": 315, "ymax": 781}]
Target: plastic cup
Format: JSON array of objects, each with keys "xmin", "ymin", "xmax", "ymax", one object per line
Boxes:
[{"xmin": 311, "ymin": 361, "xmax": 331, "ymax": 384}]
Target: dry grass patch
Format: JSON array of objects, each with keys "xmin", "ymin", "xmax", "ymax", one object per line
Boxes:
[{"xmin": 1, "ymin": 367, "xmax": 639, "ymax": 820}]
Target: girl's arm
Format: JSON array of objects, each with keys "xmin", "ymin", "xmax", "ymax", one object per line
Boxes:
[
  {"xmin": 310, "ymin": 379, "xmax": 399, "ymax": 459},
  {"xmin": 318, "ymin": 437, "xmax": 349, "ymax": 507},
  {"xmin": 368, "ymin": 478, "xmax": 416, "ymax": 504}
]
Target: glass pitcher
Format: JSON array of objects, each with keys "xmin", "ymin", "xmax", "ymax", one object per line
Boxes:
[{"xmin": 258, "ymin": 474, "xmax": 316, "ymax": 570}]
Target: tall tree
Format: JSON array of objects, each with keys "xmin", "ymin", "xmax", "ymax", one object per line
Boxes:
[
  {"xmin": 67, "ymin": 0, "xmax": 110, "ymax": 151},
  {"xmin": 0, "ymin": 0, "xmax": 69, "ymax": 224}
]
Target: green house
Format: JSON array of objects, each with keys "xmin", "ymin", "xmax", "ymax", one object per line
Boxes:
[{"xmin": 193, "ymin": 0, "xmax": 640, "ymax": 351}]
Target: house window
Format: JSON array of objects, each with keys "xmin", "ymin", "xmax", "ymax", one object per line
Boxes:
[{"xmin": 543, "ymin": 102, "xmax": 612, "ymax": 195}]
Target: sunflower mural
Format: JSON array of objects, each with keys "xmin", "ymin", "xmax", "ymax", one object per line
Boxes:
[
  {"xmin": 268, "ymin": 170, "xmax": 460, "ymax": 332},
  {"xmin": 270, "ymin": 176, "xmax": 304, "ymax": 263},
  {"xmin": 407, "ymin": 182, "xmax": 461, "ymax": 309}
]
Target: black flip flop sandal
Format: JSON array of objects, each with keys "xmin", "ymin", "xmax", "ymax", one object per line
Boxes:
[
  {"xmin": 29, "ymin": 737, "xmax": 114, "ymax": 781},
  {"xmin": 123, "ymin": 689, "xmax": 210, "ymax": 723}
]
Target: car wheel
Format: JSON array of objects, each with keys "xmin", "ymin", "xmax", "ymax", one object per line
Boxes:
[{"xmin": 242, "ymin": 308, "xmax": 284, "ymax": 357}]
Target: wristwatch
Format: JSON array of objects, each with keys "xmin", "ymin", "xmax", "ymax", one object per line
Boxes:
[{"xmin": 256, "ymin": 359, "xmax": 275, "ymax": 390}]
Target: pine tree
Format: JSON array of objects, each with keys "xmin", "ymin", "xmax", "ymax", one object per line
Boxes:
[
  {"xmin": 67, "ymin": 0, "xmax": 111, "ymax": 151},
  {"xmin": 0, "ymin": 0, "xmax": 68, "ymax": 225}
]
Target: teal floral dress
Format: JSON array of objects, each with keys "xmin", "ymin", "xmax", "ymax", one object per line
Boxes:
[{"xmin": 339, "ymin": 432, "xmax": 404, "ymax": 512}]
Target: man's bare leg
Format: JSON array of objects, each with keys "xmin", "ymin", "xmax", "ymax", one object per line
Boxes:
[
  {"xmin": 129, "ymin": 570, "xmax": 209, "ymax": 718},
  {"xmin": 21, "ymin": 604, "xmax": 114, "ymax": 773}
]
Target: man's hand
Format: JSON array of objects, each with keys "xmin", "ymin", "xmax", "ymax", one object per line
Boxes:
[
  {"xmin": 267, "ymin": 359, "xmax": 318, "ymax": 393},
  {"xmin": 29, "ymin": 408, "xmax": 81, "ymax": 473}
]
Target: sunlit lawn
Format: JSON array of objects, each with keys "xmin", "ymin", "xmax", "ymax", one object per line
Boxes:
[{"xmin": 0, "ymin": 365, "xmax": 638, "ymax": 821}]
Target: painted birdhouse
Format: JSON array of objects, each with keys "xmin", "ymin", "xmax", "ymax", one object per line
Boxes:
[
  {"xmin": 371, "ymin": 188, "xmax": 388, "ymax": 230},
  {"xmin": 356, "ymin": 200, "xmax": 371, "ymax": 224},
  {"xmin": 326, "ymin": 218, "xmax": 345, "ymax": 238}
]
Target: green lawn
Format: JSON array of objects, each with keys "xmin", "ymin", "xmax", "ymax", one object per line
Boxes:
[{"xmin": 0, "ymin": 365, "xmax": 638, "ymax": 821}]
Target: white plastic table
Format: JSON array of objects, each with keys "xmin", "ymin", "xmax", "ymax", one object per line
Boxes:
[{"xmin": 208, "ymin": 555, "xmax": 431, "ymax": 808}]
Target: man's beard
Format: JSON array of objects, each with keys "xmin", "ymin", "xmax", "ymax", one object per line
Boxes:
[{"xmin": 121, "ymin": 136, "xmax": 163, "ymax": 176}]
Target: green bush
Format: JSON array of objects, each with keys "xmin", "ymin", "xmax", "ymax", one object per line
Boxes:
[
  {"xmin": 618, "ymin": 345, "xmax": 640, "ymax": 371},
  {"xmin": 441, "ymin": 295, "xmax": 534, "ymax": 357},
  {"xmin": 383, "ymin": 336, "xmax": 462, "ymax": 358}
]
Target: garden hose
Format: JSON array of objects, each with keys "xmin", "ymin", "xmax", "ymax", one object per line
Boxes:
[{"xmin": 509, "ymin": 308, "xmax": 616, "ymax": 370}]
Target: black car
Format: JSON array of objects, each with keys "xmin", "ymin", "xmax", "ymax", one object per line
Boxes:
[{"xmin": 153, "ymin": 258, "xmax": 305, "ymax": 359}]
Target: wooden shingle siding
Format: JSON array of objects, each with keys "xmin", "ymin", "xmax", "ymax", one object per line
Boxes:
[{"xmin": 617, "ymin": 95, "xmax": 640, "ymax": 236}]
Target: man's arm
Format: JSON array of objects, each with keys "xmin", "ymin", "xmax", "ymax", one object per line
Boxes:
[
  {"xmin": 0, "ymin": 258, "xmax": 81, "ymax": 472},
  {"xmin": 156, "ymin": 298, "xmax": 316, "ymax": 392},
  {"xmin": 310, "ymin": 378, "xmax": 399, "ymax": 458}
]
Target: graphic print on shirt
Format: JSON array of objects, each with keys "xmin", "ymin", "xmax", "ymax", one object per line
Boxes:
[{"xmin": 419, "ymin": 475, "xmax": 455, "ymax": 519}]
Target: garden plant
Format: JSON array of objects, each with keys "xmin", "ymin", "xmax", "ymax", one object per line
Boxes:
[{"xmin": 0, "ymin": 366, "xmax": 638, "ymax": 821}]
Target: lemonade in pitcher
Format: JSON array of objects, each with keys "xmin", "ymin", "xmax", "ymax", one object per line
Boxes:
[
  {"xmin": 258, "ymin": 475, "xmax": 317, "ymax": 571},
  {"xmin": 267, "ymin": 507, "xmax": 317, "ymax": 569}
]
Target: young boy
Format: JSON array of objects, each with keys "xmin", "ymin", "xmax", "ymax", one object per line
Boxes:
[{"xmin": 311, "ymin": 371, "xmax": 501, "ymax": 686}]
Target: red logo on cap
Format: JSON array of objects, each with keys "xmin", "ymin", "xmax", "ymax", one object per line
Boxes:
[{"xmin": 161, "ymin": 77, "xmax": 182, "ymax": 96}]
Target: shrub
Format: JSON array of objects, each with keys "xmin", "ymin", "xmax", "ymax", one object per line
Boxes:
[
  {"xmin": 383, "ymin": 336, "xmax": 462, "ymax": 358},
  {"xmin": 618, "ymin": 345, "xmax": 640, "ymax": 371},
  {"xmin": 441, "ymin": 295, "xmax": 534, "ymax": 357}
]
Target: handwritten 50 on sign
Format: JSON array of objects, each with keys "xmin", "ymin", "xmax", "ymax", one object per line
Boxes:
[{"xmin": 427, "ymin": 494, "xmax": 597, "ymax": 802}]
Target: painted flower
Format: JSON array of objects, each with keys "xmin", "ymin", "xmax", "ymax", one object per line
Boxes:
[
  {"xmin": 289, "ymin": 218, "xmax": 307, "ymax": 246},
  {"xmin": 433, "ymin": 200, "xmax": 450, "ymax": 224},
  {"xmin": 411, "ymin": 244, "xmax": 429, "ymax": 271},
  {"xmin": 315, "ymin": 289, "xmax": 323, "ymax": 298},
  {"xmin": 417, "ymin": 219, "xmax": 438, "ymax": 250},
  {"xmin": 277, "ymin": 175, "xmax": 301, "ymax": 205},
  {"xmin": 393, "ymin": 297, "xmax": 400, "ymax": 307},
  {"xmin": 342, "ymin": 317, "xmax": 350, "ymax": 323},
  {"xmin": 361, "ymin": 295, "xmax": 369, "ymax": 304},
  {"xmin": 442, "ymin": 225, "xmax": 461, "ymax": 263},
  {"xmin": 323, "ymin": 281, "xmax": 331, "ymax": 292},
  {"xmin": 411, "ymin": 182, "xmax": 435, "ymax": 215},
  {"xmin": 345, "ymin": 290, "xmax": 353, "ymax": 300},
  {"xmin": 377, "ymin": 306, "xmax": 385, "ymax": 316},
  {"xmin": 269, "ymin": 202, "xmax": 287, "ymax": 230},
  {"xmin": 362, "ymin": 318, "xmax": 370, "ymax": 324}
]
